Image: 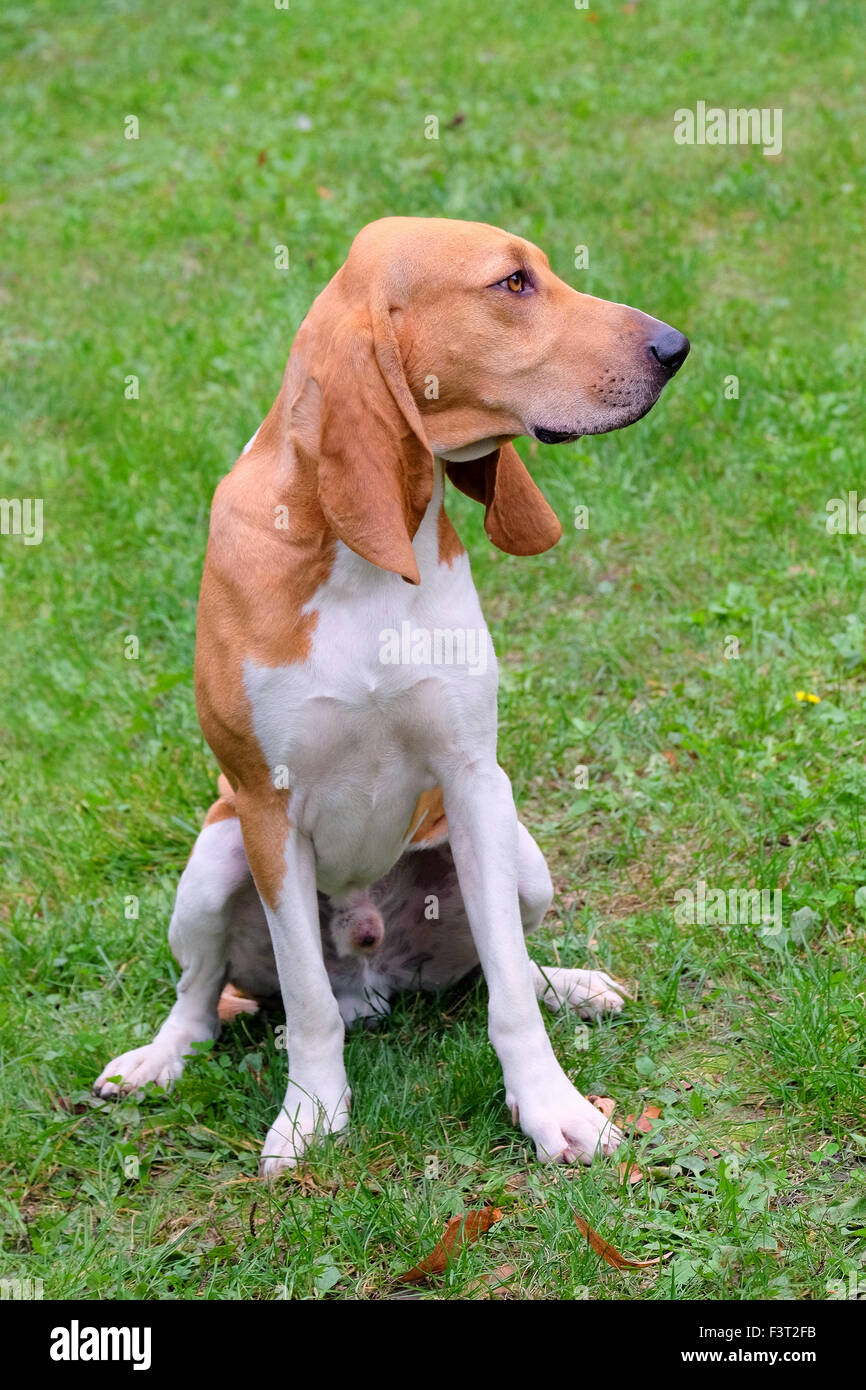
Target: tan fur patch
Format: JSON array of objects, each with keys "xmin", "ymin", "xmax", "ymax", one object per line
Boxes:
[
  {"xmin": 202, "ymin": 796, "xmax": 238, "ymax": 827},
  {"xmin": 437, "ymin": 503, "xmax": 465, "ymax": 566},
  {"xmin": 217, "ymin": 983, "xmax": 260, "ymax": 1023},
  {"xmin": 407, "ymin": 786, "xmax": 449, "ymax": 846}
]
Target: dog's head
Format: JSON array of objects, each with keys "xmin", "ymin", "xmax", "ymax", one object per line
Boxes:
[{"xmin": 290, "ymin": 216, "xmax": 689, "ymax": 583}]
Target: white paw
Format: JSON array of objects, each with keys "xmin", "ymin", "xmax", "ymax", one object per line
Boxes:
[
  {"xmin": 509, "ymin": 1073, "xmax": 623, "ymax": 1164},
  {"xmin": 259, "ymin": 1082, "xmax": 351, "ymax": 1177},
  {"xmin": 93, "ymin": 1041, "xmax": 189, "ymax": 1098},
  {"xmin": 537, "ymin": 967, "xmax": 626, "ymax": 1020}
]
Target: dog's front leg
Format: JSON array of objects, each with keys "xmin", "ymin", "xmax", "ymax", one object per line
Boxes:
[
  {"xmin": 441, "ymin": 762, "xmax": 621, "ymax": 1164},
  {"xmin": 239, "ymin": 798, "xmax": 349, "ymax": 1176}
]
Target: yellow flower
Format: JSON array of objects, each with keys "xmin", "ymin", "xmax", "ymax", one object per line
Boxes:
[{"xmin": 795, "ymin": 690, "xmax": 821, "ymax": 704}]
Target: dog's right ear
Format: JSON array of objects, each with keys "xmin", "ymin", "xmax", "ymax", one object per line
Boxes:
[
  {"xmin": 445, "ymin": 444, "xmax": 562, "ymax": 556},
  {"xmin": 310, "ymin": 302, "xmax": 434, "ymax": 585}
]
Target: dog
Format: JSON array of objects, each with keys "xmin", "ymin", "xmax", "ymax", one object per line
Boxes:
[{"xmin": 94, "ymin": 216, "xmax": 689, "ymax": 1173}]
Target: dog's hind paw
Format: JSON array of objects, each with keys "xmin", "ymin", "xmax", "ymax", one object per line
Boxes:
[
  {"xmin": 93, "ymin": 1042, "xmax": 189, "ymax": 1098},
  {"xmin": 534, "ymin": 965, "xmax": 627, "ymax": 1020}
]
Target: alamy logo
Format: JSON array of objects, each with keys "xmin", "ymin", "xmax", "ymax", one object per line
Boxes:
[
  {"xmin": 0, "ymin": 1276, "xmax": 43, "ymax": 1299},
  {"xmin": 826, "ymin": 1270, "xmax": 865, "ymax": 1300},
  {"xmin": 379, "ymin": 621, "xmax": 489, "ymax": 676},
  {"xmin": 674, "ymin": 102, "xmax": 782, "ymax": 156},
  {"xmin": 0, "ymin": 497, "xmax": 43, "ymax": 545},
  {"xmin": 826, "ymin": 492, "xmax": 866, "ymax": 535},
  {"xmin": 50, "ymin": 1320, "xmax": 152, "ymax": 1371},
  {"xmin": 674, "ymin": 879, "xmax": 783, "ymax": 934}
]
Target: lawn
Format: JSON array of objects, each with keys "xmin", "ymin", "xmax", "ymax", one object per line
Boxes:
[{"xmin": 1, "ymin": 0, "xmax": 864, "ymax": 1301}]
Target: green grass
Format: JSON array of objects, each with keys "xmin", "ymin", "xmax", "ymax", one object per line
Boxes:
[{"xmin": 1, "ymin": 0, "xmax": 865, "ymax": 1300}]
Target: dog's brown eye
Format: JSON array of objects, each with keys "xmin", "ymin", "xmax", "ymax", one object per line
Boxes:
[{"xmin": 505, "ymin": 271, "xmax": 525, "ymax": 293}]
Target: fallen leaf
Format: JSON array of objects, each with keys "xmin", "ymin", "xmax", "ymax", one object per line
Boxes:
[
  {"xmin": 661, "ymin": 749, "xmax": 680, "ymax": 770},
  {"xmin": 398, "ymin": 1207, "xmax": 502, "ymax": 1284},
  {"xmin": 316, "ymin": 185, "xmax": 334, "ymax": 199},
  {"xmin": 256, "ymin": 150, "xmax": 267, "ymax": 165},
  {"xmin": 587, "ymin": 1095, "xmax": 617, "ymax": 1119},
  {"xmin": 618, "ymin": 1161, "xmax": 644, "ymax": 1186},
  {"xmin": 623, "ymin": 1104, "xmax": 662, "ymax": 1134},
  {"xmin": 53, "ymin": 1096, "xmax": 88, "ymax": 1114},
  {"xmin": 574, "ymin": 1213, "xmax": 662, "ymax": 1268},
  {"xmin": 466, "ymin": 1263, "xmax": 517, "ymax": 1297}
]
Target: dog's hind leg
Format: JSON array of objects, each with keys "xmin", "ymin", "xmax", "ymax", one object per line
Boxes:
[
  {"xmin": 516, "ymin": 823, "xmax": 625, "ymax": 1021},
  {"xmin": 94, "ymin": 793, "xmax": 249, "ymax": 1098}
]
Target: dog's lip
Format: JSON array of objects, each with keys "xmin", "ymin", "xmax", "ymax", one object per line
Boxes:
[{"xmin": 532, "ymin": 426, "xmax": 581, "ymax": 444}]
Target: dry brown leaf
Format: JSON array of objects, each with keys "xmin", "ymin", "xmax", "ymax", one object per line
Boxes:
[
  {"xmin": 619, "ymin": 1161, "xmax": 644, "ymax": 1186},
  {"xmin": 53, "ymin": 1095, "xmax": 88, "ymax": 1115},
  {"xmin": 661, "ymin": 749, "xmax": 680, "ymax": 770},
  {"xmin": 466, "ymin": 1262, "xmax": 517, "ymax": 1298},
  {"xmin": 397, "ymin": 1207, "xmax": 503, "ymax": 1284},
  {"xmin": 626, "ymin": 1104, "xmax": 661, "ymax": 1134},
  {"xmin": 316, "ymin": 185, "xmax": 334, "ymax": 199},
  {"xmin": 574, "ymin": 1213, "xmax": 661, "ymax": 1269},
  {"xmin": 586, "ymin": 1095, "xmax": 617, "ymax": 1119}
]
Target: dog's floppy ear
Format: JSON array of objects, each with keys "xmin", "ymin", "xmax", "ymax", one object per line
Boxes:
[
  {"xmin": 314, "ymin": 300, "xmax": 434, "ymax": 585},
  {"xmin": 445, "ymin": 445, "xmax": 562, "ymax": 555}
]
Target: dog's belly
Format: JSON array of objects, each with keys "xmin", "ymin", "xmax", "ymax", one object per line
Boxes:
[{"xmin": 226, "ymin": 844, "xmax": 480, "ymax": 1003}]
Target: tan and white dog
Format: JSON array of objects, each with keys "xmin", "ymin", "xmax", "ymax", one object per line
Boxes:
[{"xmin": 94, "ymin": 217, "xmax": 689, "ymax": 1173}]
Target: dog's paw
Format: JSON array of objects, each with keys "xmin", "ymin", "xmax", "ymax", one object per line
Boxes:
[
  {"xmin": 259, "ymin": 1082, "xmax": 351, "ymax": 1177},
  {"xmin": 93, "ymin": 1042, "xmax": 188, "ymax": 1099},
  {"xmin": 536, "ymin": 966, "xmax": 626, "ymax": 1020},
  {"xmin": 509, "ymin": 1073, "xmax": 623, "ymax": 1165}
]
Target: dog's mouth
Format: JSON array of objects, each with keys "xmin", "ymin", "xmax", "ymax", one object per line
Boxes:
[
  {"xmin": 533, "ymin": 426, "xmax": 581, "ymax": 445},
  {"xmin": 531, "ymin": 382, "xmax": 667, "ymax": 444}
]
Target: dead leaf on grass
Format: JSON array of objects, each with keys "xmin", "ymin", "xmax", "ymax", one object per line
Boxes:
[
  {"xmin": 574, "ymin": 1213, "xmax": 665, "ymax": 1269},
  {"xmin": 397, "ymin": 1207, "xmax": 503, "ymax": 1284},
  {"xmin": 466, "ymin": 1262, "xmax": 517, "ymax": 1297},
  {"xmin": 586, "ymin": 1095, "xmax": 617, "ymax": 1119},
  {"xmin": 624, "ymin": 1104, "xmax": 662, "ymax": 1134},
  {"xmin": 618, "ymin": 1161, "xmax": 644, "ymax": 1186}
]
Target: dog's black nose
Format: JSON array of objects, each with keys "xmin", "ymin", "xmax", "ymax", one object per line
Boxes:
[{"xmin": 649, "ymin": 326, "xmax": 690, "ymax": 377}]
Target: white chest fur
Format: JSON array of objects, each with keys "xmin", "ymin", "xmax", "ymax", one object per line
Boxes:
[{"xmin": 243, "ymin": 462, "xmax": 498, "ymax": 895}]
